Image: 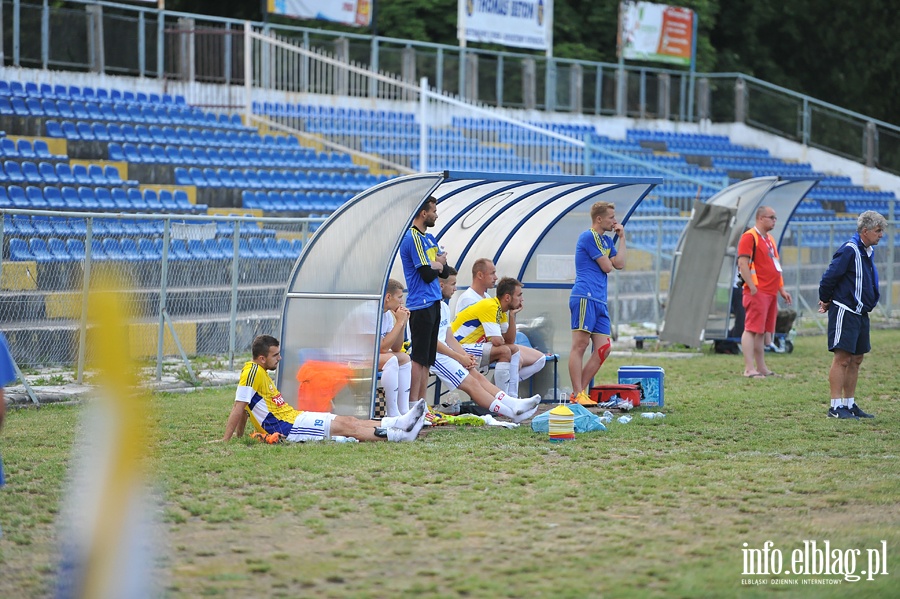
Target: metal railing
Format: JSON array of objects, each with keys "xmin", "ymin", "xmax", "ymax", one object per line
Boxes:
[
  {"xmin": 2, "ymin": 0, "xmax": 899, "ymax": 173},
  {"xmin": 1, "ymin": 208, "xmax": 323, "ymax": 388}
]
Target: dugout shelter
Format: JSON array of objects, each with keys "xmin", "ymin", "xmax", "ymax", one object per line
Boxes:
[
  {"xmin": 278, "ymin": 171, "xmax": 660, "ymax": 418},
  {"xmin": 661, "ymin": 176, "xmax": 819, "ymax": 347}
]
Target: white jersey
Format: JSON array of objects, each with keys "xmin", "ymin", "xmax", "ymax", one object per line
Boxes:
[
  {"xmin": 333, "ymin": 301, "xmax": 396, "ymax": 362},
  {"xmin": 438, "ymin": 300, "xmax": 452, "ymax": 344},
  {"xmin": 455, "ymin": 287, "xmax": 489, "ymax": 316},
  {"xmin": 455, "ymin": 287, "xmax": 509, "ymax": 334}
]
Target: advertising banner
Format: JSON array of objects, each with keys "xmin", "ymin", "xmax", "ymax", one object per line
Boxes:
[
  {"xmin": 267, "ymin": 0, "xmax": 372, "ymax": 28},
  {"xmin": 619, "ymin": 1, "xmax": 694, "ymax": 66},
  {"xmin": 458, "ymin": 0, "xmax": 553, "ymax": 51}
]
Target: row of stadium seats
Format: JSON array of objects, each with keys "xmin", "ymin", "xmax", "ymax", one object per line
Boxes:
[
  {"xmin": 3, "ymin": 215, "xmax": 278, "ymax": 238},
  {"xmin": 0, "ymin": 137, "xmax": 66, "ymax": 161},
  {"xmin": 1, "ymin": 80, "xmax": 186, "ymax": 105},
  {"xmin": 0, "ymin": 185, "xmax": 203, "ymax": 213},
  {"xmin": 47, "ymin": 121, "xmax": 297, "ymax": 148},
  {"xmin": 173, "ymin": 167, "xmax": 384, "ymax": 191},
  {"xmin": 0, "ymin": 161, "xmax": 133, "ymax": 187},
  {"xmin": 109, "ymin": 143, "xmax": 354, "ymax": 170},
  {"xmin": 254, "ymin": 101, "xmax": 415, "ymax": 122},
  {"xmin": 0, "ymin": 97, "xmax": 249, "ymax": 131},
  {"xmin": 7, "ymin": 236, "xmax": 303, "ymax": 263},
  {"xmin": 241, "ymin": 190, "xmax": 353, "ymax": 212}
]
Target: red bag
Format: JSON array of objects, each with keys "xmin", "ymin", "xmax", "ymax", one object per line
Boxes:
[{"xmin": 589, "ymin": 383, "xmax": 642, "ymax": 407}]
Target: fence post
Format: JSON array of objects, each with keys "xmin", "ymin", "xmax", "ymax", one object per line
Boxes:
[
  {"xmin": 334, "ymin": 37, "xmax": 349, "ymax": 96},
  {"xmin": 654, "ymin": 219, "xmax": 662, "ymax": 328},
  {"xmin": 697, "ymin": 77, "xmax": 710, "ymax": 122},
  {"xmin": 657, "ymin": 72, "xmax": 670, "ymax": 120},
  {"xmin": 138, "ymin": 10, "xmax": 146, "ymax": 77},
  {"xmin": 419, "ymin": 77, "xmax": 428, "ymax": 172},
  {"xmin": 369, "ymin": 36, "xmax": 379, "ymax": 97},
  {"xmin": 177, "ymin": 17, "xmax": 195, "ymax": 82},
  {"xmin": 86, "ymin": 3, "xmax": 105, "ymax": 74},
  {"xmin": 615, "ymin": 66, "xmax": 626, "ymax": 117},
  {"xmin": 224, "ymin": 21, "xmax": 232, "ymax": 85},
  {"xmin": 13, "ymin": 0, "xmax": 20, "ymax": 67},
  {"xmin": 522, "ymin": 58, "xmax": 536, "ymax": 111},
  {"xmin": 41, "ymin": 0, "xmax": 48, "ymax": 69},
  {"xmin": 244, "ymin": 21, "xmax": 252, "ymax": 123},
  {"xmin": 570, "ymin": 63, "xmax": 583, "ymax": 114},
  {"xmin": 865, "ymin": 121, "xmax": 877, "ymax": 168},
  {"xmin": 76, "ymin": 218, "xmax": 94, "ymax": 384},
  {"xmin": 545, "ymin": 58, "xmax": 556, "ymax": 111},
  {"xmin": 595, "ymin": 65, "xmax": 602, "ymax": 115},
  {"xmin": 734, "ymin": 77, "xmax": 746, "ymax": 123},
  {"xmin": 157, "ymin": 5, "xmax": 165, "ymax": 78},
  {"xmin": 156, "ymin": 219, "xmax": 171, "ymax": 382},
  {"xmin": 465, "ymin": 52, "xmax": 478, "ymax": 102},
  {"xmin": 401, "ymin": 46, "xmax": 416, "ymax": 101},
  {"xmin": 638, "ymin": 68, "xmax": 646, "ymax": 119},
  {"xmin": 228, "ymin": 221, "xmax": 241, "ymax": 370},
  {"xmin": 496, "ymin": 54, "xmax": 504, "ymax": 107}
]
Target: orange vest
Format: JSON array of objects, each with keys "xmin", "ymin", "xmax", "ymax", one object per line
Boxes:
[{"xmin": 743, "ymin": 227, "xmax": 781, "ymax": 288}]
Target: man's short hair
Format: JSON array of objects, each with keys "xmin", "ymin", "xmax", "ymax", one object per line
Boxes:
[
  {"xmin": 443, "ymin": 265, "xmax": 457, "ymax": 277},
  {"xmin": 590, "ymin": 201, "xmax": 614, "ymax": 221},
  {"xmin": 857, "ymin": 210, "xmax": 887, "ymax": 233},
  {"xmin": 471, "ymin": 258, "xmax": 493, "ymax": 277},
  {"xmin": 252, "ymin": 335, "xmax": 279, "ymax": 359},
  {"xmin": 417, "ymin": 195, "xmax": 437, "ymax": 216},
  {"xmin": 756, "ymin": 205, "xmax": 773, "ymax": 220},
  {"xmin": 496, "ymin": 277, "xmax": 521, "ymax": 299},
  {"xmin": 386, "ymin": 278, "xmax": 404, "ymax": 295}
]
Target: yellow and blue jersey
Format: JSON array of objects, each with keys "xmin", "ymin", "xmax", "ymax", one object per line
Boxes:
[
  {"xmin": 571, "ymin": 229, "xmax": 617, "ymax": 303},
  {"xmin": 451, "ymin": 296, "xmax": 507, "ymax": 344},
  {"xmin": 236, "ymin": 361, "xmax": 302, "ymax": 436},
  {"xmin": 399, "ymin": 226, "xmax": 442, "ymax": 309}
]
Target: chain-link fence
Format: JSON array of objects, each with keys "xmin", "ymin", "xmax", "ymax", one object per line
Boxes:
[{"xmin": 0, "ymin": 209, "xmax": 322, "ymax": 384}]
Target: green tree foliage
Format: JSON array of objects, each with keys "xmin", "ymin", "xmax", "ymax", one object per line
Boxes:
[{"xmin": 165, "ymin": 0, "xmax": 897, "ymax": 124}]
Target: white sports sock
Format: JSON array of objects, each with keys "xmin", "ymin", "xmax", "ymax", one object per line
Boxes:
[
  {"xmin": 494, "ymin": 362, "xmax": 511, "ymax": 393},
  {"xmin": 506, "ymin": 352, "xmax": 521, "ymax": 397},
  {"xmin": 385, "ymin": 401, "xmax": 426, "ymax": 442},
  {"xmin": 830, "ymin": 398, "xmax": 842, "ymax": 409},
  {"xmin": 502, "ymin": 393, "xmax": 542, "ymax": 424},
  {"xmin": 843, "ymin": 397, "xmax": 854, "ymax": 408},
  {"xmin": 381, "ymin": 356, "xmax": 400, "ymax": 418},
  {"xmin": 517, "ymin": 354, "xmax": 546, "ymax": 381},
  {"xmin": 397, "ymin": 360, "xmax": 411, "ymax": 414},
  {"xmin": 381, "ymin": 399, "xmax": 425, "ymax": 432},
  {"xmin": 488, "ymin": 391, "xmax": 516, "ymax": 419}
]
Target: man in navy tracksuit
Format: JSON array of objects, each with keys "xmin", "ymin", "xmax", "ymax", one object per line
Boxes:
[{"xmin": 817, "ymin": 211, "xmax": 886, "ymax": 419}]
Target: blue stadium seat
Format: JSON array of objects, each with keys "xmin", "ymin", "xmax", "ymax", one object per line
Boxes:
[
  {"xmin": 47, "ymin": 238, "xmax": 74, "ymax": 262},
  {"xmin": 44, "ymin": 186, "xmax": 65, "ymax": 210},
  {"xmin": 22, "ymin": 161, "xmax": 44, "ymax": 184},
  {"xmin": 137, "ymin": 238, "xmax": 161, "ymax": 260},
  {"xmin": 17, "ymin": 139, "xmax": 37, "ymax": 160},
  {"xmin": 56, "ymin": 100, "xmax": 75, "ymax": 120},
  {"xmin": 107, "ymin": 123, "xmax": 125, "ymax": 142},
  {"xmin": 45, "ymin": 120, "xmax": 65, "ymax": 138},
  {"xmin": 88, "ymin": 164, "xmax": 110, "ymax": 185},
  {"xmin": 72, "ymin": 164, "xmax": 93, "ymax": 186},
  {"xmin": 66, "ymin": 239, "xmax": 86, "ymax": 261},
  {"xmin": 56, "ymin": 163, "xmax": 76, "ymax": 185},
  {"xmin": 111, "ymin": 188, "xmax": 131, "ymax": 211},
  {"xmin": 11, "ymin": 97, "xmax": 31, "ymax": 116},
  {"xmin": 174, "ymin": 167, "xmax": 192, "ymax": 186},
  {"xmin": 102, "ymin": 238, "xmax": 128, "ymax": 261},
  {"xmin": 32, "ymin": 216, "xmax": 56, "ymax": 236},
  {"xmin": 104, "ymin": 165, "xmax": 126, "ymax": 185},
  {"xmin": 33, "ymin": 140, "xmax": 59, "ymax": 161},
  {"xmin": 9, "ymin": 238, "xmax": 36, "ymax": 261},
  {"xmin": 61, "ymin": 120, "xmax": 80, "ymax": 140},
  {"xmin": 77, "ymin": 186, "xmax": 99, "ymax": 210},
  {"xmin": 40, "ymin": 99, "xmax": 59, "ymax": 117},
  {"xmin": 0, "ymin": 188, "xmax": 12, "ymax": 209},
  {"xmin": 108, "ymin": 142, "xmax": 126, "ymax": 162},
  {"xmin": 25, "ymin": 185, "xmax": 48, "ymax": 209},
  {"xmin": 71, "ymin": 102, "xmax": 89, "ymax": 120},
  {"xmin": 28, "ymin": 238, "xmax": 55, "ymax": 263},
  {"xmin": 96, "ymin": 188, "xmax": 115, "ymax": 210},
  {"xmin": 127, "ymin": 188, "xmax": 148, "ymax": 211},
  {"xmin": 61, "ymin": 186, "xmax": 80, "ymax": 209},
  {"xmin": 0, "ymin": 138, "xmax": 18, "ymax": 158},
  {"xmin": 4, "ymin": 160, "xmax": 26, "ymax": 184},
  {"xmin": 92, "ymin": 122, "xmax": 111, "ymax": 141}
]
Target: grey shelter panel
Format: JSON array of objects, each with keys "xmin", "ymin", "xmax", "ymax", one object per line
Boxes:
[
  {"xmin": 288, "ymin": 171, "xmax": 660, "ymax": 418},
  {"xmin": 661, "ymin": 201, "xmax": 737, "ymax": 347},
  {"xmin": 664, "ymin": 177, "xmax": 818, "ymax": 346},
  {"xmin": 279, "ymin": 173, "xmax": 444, "ymax": 415}
]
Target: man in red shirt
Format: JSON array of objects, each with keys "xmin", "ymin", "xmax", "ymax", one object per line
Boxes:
[{"xmin": 737, "ymin": 206, "xmax": 792, "ymax": 377}]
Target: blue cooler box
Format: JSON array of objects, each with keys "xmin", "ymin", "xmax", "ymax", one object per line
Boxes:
[{"xmin": 618, "ymin": 366, "xmax": 665, "ymax": 407}]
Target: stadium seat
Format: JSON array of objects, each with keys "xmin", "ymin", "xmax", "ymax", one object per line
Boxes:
[
  {"xmin": 61, "ymin": 120, "xmax": 80, "ymax": 140},
  {"xmin": 33, "ymin": 140, "xmax": 59, "ymax": 161},
  {"xmin": 43, "ymin": 186, "xmax": 65, "ymax": 210},
  {"xmin": 56, "ymin": 100, "xmax": 75, "ymax": 120},
  {"xmin": 111, "ymin": 188, "xmax": 131, "ymax": 211},
  {"xmin": 108, "ymin": 142, "xmax": 126, "ymax": 162},
  {"xmin": 104, "ymin": 165, "xmax": 126, "ymax": 185},
  {"xmin": 28, "ymin": 238, "xmax": 56, "ymax": 263},
  {"xmin": 17, "ymin": 139, "xmax": 37, "ymax": 159},
  {"xmin": 56, "ymin": 163, "xmax": 77, "ymax": 186},
  {"xmin": 96, "ymin": 188, "xmax": 115, "ymax": 210},
  {"xmin": 45, "ymin": 120, "xmax": 65, "ymax": 138},
  {"xmin": 72, "ymin": 164, "xmax": 93, "ymax": 186},
  {"xmin": 47, "ymin": 238, "xmax": 74, "ymax": 262},
  {"xmin": 25, "ymin": 185, "xmax": 49, "ymax": 208},
  {"xmin": 77, "ymin": 186, "xmax": 99, "ymax": 210},
  {"xmin": 137, "ymin": 238, "xmax": 161, "ymax": 260},
  {"xmin": 66, "ymin": 239, "xmax": 86, "ymax": 261},
  {"xmin": 61, "ymin": 186, "xmax": 80, "ymax": 209},
  {"xmin": 4, "ymin": 160, "xmax": 26, "ymax": 184},
  {"xmin": 9, "ymin": 238, "xmax": 36, "ymax": 261},
  {"xmin": 22, "ymin": 161, "xmax": 44, "ymax": 184},
  {"xmin": 174, "ymin": 167, "xmax": 193, "ymax": 186},
  {"xmin": 88, "ymin": 164, "xmax": 110, "ymax": 185}
]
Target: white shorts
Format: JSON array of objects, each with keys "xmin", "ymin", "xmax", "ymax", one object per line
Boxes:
[
  {"xmin": 430, "ymin": 353, "xmax": 470, "ymax": 390},
  {"xmin": 286, "ymin": 411, "xmax": 336, "ymax": 442},
  {"xmin": 461, "ymin": 343, "xmax": 493, "ymax": 368}
]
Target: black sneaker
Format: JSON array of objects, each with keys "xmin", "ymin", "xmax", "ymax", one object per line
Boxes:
[
  {"xmin": 849, "ymin": 404, "xmax": 875, "ymax": 418},
  {"xmin": 827, "ymin": 406, "xmax": 858, "ymax": 419}
]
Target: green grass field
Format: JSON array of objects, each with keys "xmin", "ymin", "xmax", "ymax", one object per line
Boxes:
[{"xmin": 2, "ymin": 331, "xmax": 898, "ymax": 598}]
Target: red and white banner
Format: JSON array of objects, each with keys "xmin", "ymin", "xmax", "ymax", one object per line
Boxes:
[{"xmin": 619, "ymin": 1, "xmax": 694, "ymax": 66}]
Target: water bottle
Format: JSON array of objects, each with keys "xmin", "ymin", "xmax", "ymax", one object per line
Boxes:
[
  {"xmin": 641, "ymin": 412, "xmax": 666, "ymax": 419},
  {"xmin": 617, "ymin": 414, "xmax": 632, "ymax": 424}
]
